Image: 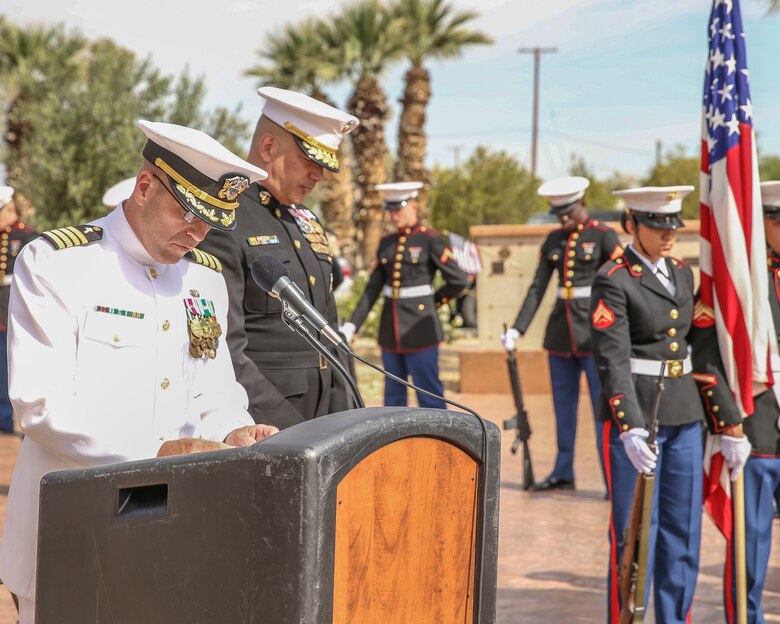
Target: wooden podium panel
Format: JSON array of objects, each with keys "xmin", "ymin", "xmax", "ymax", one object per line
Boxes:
[
  {"xmin": 36, "ymin": 407, "xmax": 500, "ymax": 623},
  {"xmin": 333, "ymin": 437, "xmax": 478, "ymax": 623}
]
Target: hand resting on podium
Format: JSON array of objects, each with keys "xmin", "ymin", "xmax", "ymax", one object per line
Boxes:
[{"xmin": 156, "ymin": 424, "xmax": 279, "ymax": 457}]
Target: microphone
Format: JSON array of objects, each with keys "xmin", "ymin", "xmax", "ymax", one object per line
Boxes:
[
  {"xmin": 250, "ymin": 254, "xmax": 363, "ymax": 408},
  {"xmin": 250, "ymin": 255, "xmax": 343, "ymax": 347}
]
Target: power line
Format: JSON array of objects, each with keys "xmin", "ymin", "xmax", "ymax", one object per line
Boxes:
[
  {"xmin": 429, "ymin": 125, "xmax": 659, "ymax": 157},
  {"xmin": 544, "ymin": 129, "xmax": 659, "ymax": 156}
]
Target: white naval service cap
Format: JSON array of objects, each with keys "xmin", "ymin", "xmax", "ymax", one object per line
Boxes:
[
  {"xmin": 102, "ymin": 176, "xmax": 137, "ymax": 208},
  {"xmin": 376, "ymin": 181, "xmax": 424, "ymax": 211},
  {"xmin": 761, "ymin": 181, "xmax": 780, "ymax": 219},
  {"xmin": 0, "ymin": 185, "xmax": 13, "ymax": 209},
  {"xmin": 258, "ymin": 86, "xmax": 359, "ymax": 173},
  {"xmin": 537, "ymin": 176, "xmax": 590, "ymax": 215},
  {"xmin": 612, "ymin": 185, "xmax": 693, "ymax": 229},
  {"xmin": 138, "ymin": 120, "xmax": 268, "ymax": 231}
]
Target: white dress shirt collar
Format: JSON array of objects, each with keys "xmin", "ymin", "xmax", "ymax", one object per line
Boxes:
[
  {"xmin": 109, "ymin": 203, "xmax": 159, "ymax": 267},
  {"xmin": 628, "ymin": 244, "xmax": 675, "ymax": 295}
]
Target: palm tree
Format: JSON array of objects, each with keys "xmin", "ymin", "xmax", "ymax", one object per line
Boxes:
[
  {"xmin": 0, "ymin": 20, "xmax": 84, "ymax": 183},
  {"xmin": 390, "ymin": 0, "xmax": 492, "ymax": 215},
  {"xmin": 244, "ymin": 19, "xmax": 357, "ymax": 262},
  {"xmin": 329, "ymin": 1, "xmax": 406, "ymax": 268}
]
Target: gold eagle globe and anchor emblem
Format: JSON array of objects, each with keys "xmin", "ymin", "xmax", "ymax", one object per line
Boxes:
[{"xmin": 217, "ymin": 175, "xmax": 250, "ymax": 202}]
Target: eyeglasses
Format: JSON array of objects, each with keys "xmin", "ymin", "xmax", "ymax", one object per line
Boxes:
[{"xmin": 152, "ymin": 173, "xmax": 199, "ymax": 224}]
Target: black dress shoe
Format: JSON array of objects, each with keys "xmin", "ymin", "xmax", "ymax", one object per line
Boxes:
[{"xmin": 531, "ymin": 477, "xmax": 575, "ymax": 491}]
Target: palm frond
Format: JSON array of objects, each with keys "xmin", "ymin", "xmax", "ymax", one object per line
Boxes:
[
  {"xmin": 243, "ymin": 18, "xmax": 342, "ymax": 95},
  {"xmin": 332, "ymin": 0, "xmax": 406, "ymax": 81},
  {"xmin": 389, "ymin": 0, "xmax": 492, "ymax": 66}
]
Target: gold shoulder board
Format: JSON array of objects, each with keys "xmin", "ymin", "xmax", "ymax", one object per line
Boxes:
[
  {"xmin": 40, "ymin": 225, "xmax": 103, "ymax": 250},
  {"xmin": 187, "ymin": 248, "xmax": 223, "ymax": 272}
]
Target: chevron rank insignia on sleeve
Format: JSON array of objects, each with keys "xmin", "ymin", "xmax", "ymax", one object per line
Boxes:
[
  {"xmin": 186, "ymin": 248, "xmax": 223, "ymax": 272},
  {"xmin": 693, "ymin": 299, "xmax": 715, "ymax": 327},
  {"xmin": 592, "ymin": 299, "xmax": 615, "ymax": 329},
  {"xmin": 40, "ymin": 225, "xmax": 103, "ymax": 250}
]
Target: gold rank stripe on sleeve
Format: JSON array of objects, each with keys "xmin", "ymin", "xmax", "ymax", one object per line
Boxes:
[
  {"xmin": 40, "ymin": 225, "xmax": 103, "ymax": 250},
  {"xmin": 187, "ymin": 248, "xmax": 223, "ymax": 272}
]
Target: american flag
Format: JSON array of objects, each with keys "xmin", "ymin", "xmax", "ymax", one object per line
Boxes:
[
  {"xmin": 447, "ymin": 232, "xmax": 482, "ymax": 275},
  {"xmin": 699, "ymin": 0, "xmax": 773, "ymax": 568}
]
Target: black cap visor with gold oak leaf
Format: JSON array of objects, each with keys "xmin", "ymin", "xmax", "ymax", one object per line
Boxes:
[
  {"xmin": 283, "ymin": 121, "xmax": 341, "ymax": 173},
  {"xmin": 142, "ymin": 140, "xmax": 250, "ymax": 231}
]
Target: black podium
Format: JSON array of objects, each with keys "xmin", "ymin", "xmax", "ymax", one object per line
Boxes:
[{"xmin": 36, "ymin": 407, "xmax": 500, "ymax": 623}]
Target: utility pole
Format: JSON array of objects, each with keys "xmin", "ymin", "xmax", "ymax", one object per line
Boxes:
[
  {"xmin": 518, "ymin": 46, "xmax": 557, "ymax": 177},
  {"xmin": 447, "ymin": 145, "xmax": 465, "ymax": 170},
  {"xmin": 655, "ymin": 139, "xmax": 663, "ymax": 167}
]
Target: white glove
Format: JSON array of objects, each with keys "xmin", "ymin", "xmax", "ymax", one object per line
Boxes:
[
  {"xmin": 339, "ymin": 322, "xmax": 356, "ymax": 343},
  {"xmin": 720, "ymin": 434, "xmax": 752, "ymax": 481},
  {"xmin": 619, "ymin": 428, "xmax": 657, "ymax": 474},
  {"xmin": 500, "ymin": 328, "xmax": 520, "ymax": 352}
]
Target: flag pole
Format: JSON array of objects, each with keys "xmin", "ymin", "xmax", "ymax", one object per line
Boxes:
[{"xmin": 732, "ymin": 470, "xmax": 748, "ymax": 624}]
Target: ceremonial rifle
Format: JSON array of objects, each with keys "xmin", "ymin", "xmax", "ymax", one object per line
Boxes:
[
  {"xmin": 618, "ymin": 362, "xmax": 665, "ymax": 623},
  {"xmin": 501, "ymin": 324, "xmax": 535, "ymax": 490}
]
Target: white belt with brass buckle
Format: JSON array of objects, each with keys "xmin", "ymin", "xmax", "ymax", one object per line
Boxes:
[
  {"xmin": 630, "ymin": 355, "xmax": 692, "ymax": 378},
  {"xmin": 557, "ymin": 286, "xmax": 591, "ymax": 300},
  {"xmin": 382, "ymin": 284, "xmax": 434, "ymax": 299},
  {"xmin": 0, "ymin": 275, "xmax": 11, "ymax": 287}
]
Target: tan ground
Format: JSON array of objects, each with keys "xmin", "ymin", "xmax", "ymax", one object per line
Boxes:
[{"xmin": 0, "ymin": 390, "xmax": 777, "ymax": 623}]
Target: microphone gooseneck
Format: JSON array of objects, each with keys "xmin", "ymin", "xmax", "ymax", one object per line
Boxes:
[
  {"xmin": 251, "ymin": 256, "xmax": 340, "ymax": 343},
  {"xmin": 250, "ymin": 255, "xmax": 363, "ymax": 407}
]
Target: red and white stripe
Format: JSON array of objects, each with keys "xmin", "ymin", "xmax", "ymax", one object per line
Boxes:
[
  {"xmin": 699, "ymin": 113, "xmax": 773, "ymax": 419},
  {"xmin": 448, "ymin": 233, "xmax": 482, "ymax": 275},
  {"xmin": 699, "ymin": 5, "xmax": 775, "ymax": 561}
]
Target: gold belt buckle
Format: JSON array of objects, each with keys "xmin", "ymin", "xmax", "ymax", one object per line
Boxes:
[
  {"xmin": 319, "ymin": 353, "xmax": 328, "ymax": 370},
  {"xmin": 561, "ymin": 286, "xmax": 574, "ymax": 300},
  {"xmin": 392, "ymin": 287, "xmax": 400, "ymax": 299},
  {"xmin": 666, "ymin": 359, "xmax": 683, "ymax": 377}
]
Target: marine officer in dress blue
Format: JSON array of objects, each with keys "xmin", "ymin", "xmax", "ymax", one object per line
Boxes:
[
  {"xmin": 591, "ymin": 186, "xmax": 707, "ymax": 624},
  {"xmin": 502, "ymin": 176, "xmax": 622, "ymax": 491},
  {"xmin": 341, "ymin": 182, "xmax": 467, "ymax": 408}
]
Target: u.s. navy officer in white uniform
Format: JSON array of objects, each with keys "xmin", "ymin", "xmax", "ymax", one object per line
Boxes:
[{"xmin": 0, "ymin": 120, "xmax": 277, "ymax": 623}]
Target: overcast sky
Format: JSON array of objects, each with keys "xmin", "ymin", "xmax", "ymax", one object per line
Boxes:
[{"xmin": 4, "ymin": 0, "xmax": 780, "ymax": 181}]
